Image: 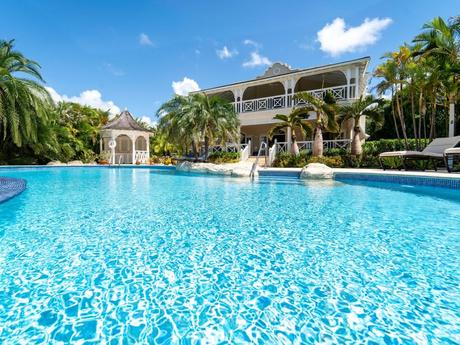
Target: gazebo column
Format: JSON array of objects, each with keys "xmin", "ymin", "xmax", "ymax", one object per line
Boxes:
[
  {"xmin": 111, "ymin": 135, "xmax": 116, "ymax": 164},
  {"xmin": 146, "ymin": 135, "xmax": 150, "ymax": 164},
  {"xmin": 131, "ymin": 135, "xmax": 136, "ymax": 165}
]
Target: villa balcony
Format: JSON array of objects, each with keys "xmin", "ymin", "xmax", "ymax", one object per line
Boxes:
[{"xmin": 234, "ymin": 84, "xmax": 351, "ymax": 114}]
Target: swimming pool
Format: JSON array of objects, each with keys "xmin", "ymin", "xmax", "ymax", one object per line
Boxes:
[{"xmin": 0, "ymin": 167, "xmax": 459, "ymax": 344}]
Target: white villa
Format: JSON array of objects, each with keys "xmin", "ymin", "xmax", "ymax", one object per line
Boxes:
[
  {"xmin": 100, "ymin": 110, "xmax": 151, "ymax": 164},
  {"xmin": 193, "ymin": 57, "xmax": 370, "ymax": 159}
]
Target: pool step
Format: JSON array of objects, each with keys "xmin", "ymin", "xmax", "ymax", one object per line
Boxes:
[{"xmin": 257, "ymin": 170, "xmax": 301, "ymax": 184}]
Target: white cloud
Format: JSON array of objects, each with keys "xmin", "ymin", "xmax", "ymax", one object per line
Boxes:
[
  {"xmin": 104, "ymin": 63, "xmax": 124, "ymax": 76},
  {"xmin": 171, "ymin": 77, "xmax": 200, "ymax": 96},
  {"xmin": 243, "ymin": 52, "xmax": 272, "ymax": 68},
  {"xmin": 316, "ymin": 17, "xmax": 392, "ymax": 56},
  {"xmin": 139, "ymin": 33, "xmax": 154, "ymax": 46},
  {"xmin": 243, "ymin": 39, "xmax": 260, "ymax": 48},
  {"xmin": 216, "ymin": 46, "xmax": 238, "ymax": 59},
  {"xmin": 141, "ymin": 116, "xmax": 153, "ymax": 125},
  {"xmin": 46, "ymin": 87, "xmax": 121, "ymax": 116}
]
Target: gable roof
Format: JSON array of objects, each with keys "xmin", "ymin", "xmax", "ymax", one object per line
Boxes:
[{"xmin": 102, "ymin": 110, "xmax": 146, "ymax": 131}]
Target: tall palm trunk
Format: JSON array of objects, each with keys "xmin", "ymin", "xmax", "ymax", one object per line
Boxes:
[
  {"xmin": 448, "ymin": 93, "xmax": 456, "ymax": 137},
  {"xmin": 429, "ymin": 101, "xmax": 437, "ymax": 140},
  {"xmin": 351, "ymin": 118, "xmax": 363, "ymax": 156},
  {"xmin": 312, "ymin": 125, "xmax": 323, "ymax": 157},
  {"xmin": 418, "ymin": 92, "xmax": 426, "ymax": 144},
  {"xmin": 291, "ymin": 130, "xmax": 299, "ymax": 155},
  {"xmin": 191, "ymin": 141, "xmax": 198, "ymax": 160},
  {"xmin": 204, "ymin": 136, "xmax": 209, "ymax": 160},
  {"xmin": 410, "ymin": 87, "xmax": 419, "ymax": 149},
  {"xmin": 395, "ymin": 90, "xmax": 409, "ymax": 148},
  {"xmin": 390, "ymin": 90, "xmax": 401, "ymax": 140}
]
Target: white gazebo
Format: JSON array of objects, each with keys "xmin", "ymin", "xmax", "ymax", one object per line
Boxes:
[{"xmin": 100, "ymin": 110, "xmax": 151, "ymax": 164}]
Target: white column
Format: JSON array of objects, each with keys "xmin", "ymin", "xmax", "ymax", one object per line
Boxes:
[
  {"xmin": 449, "ymin": 103, "xmax": 455, "ymax": 137},
  {"xmin": 284, "ymin": 80, "xmax": 289, "ymax": 108},
  {"xmin": 345, "ymin": 69, "xmax": 352, "ymax": 100},
  {"xmin": 100, "ymin": 138, "xmax": 103, "ymax": 153},
  {"xmin": 111, "ymin": 136, "xmax": 116, "ymax": 164},
  {"xmin": 355, "ymin": 66, "xmax": 360, "ymax": 98},
  {"xmin": 131, "ymin": 136, "xmax": 136, "ymax": 165},
  {"xmin": 287, "ymin": 127, "xmax": 292, "ymax": 152},
  {"xmin": 146, "ymin": 135, "xmax": 150, "ymax": 164}
]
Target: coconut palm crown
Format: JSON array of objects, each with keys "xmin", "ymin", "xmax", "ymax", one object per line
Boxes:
[
  {"xmin": 338, "ymin": 95, "xmax": 384, "ymax": 156},
  {"xmin": 0, "ymin": 39, "xmax": 52, "ymax": 148},
  {"xmin": 268, "ymin": 108, "xmax": 312, "ymax": 155},
  {"xmin": 156, "ymin": 93, "xmax": 239, "ymax": 160},
  {"xmin": 294, "ymin": 91, "xmax": 339, "ymax": 157}
]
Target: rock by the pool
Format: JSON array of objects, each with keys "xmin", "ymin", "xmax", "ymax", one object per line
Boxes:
[
  {"xmin": 300, "ymin": 163, "xmax": 333, "ymax": 179},
  {"xmin": 176, "ymin": 161, "xmax": 253, "ymax": 177},
  {"xmin": 47, "ymin": 161, "xmax": 66, "ymax": 166},
  {"xmin": 67, "ymin": 160, "xmax": 84, "ymax": 166}
]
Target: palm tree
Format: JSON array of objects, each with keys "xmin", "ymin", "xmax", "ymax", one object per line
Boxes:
[
  {"xmin": 156, "ymin": 93, "xmax": 240, "ymax": 160},
  {"xmin": 268, "ymin": 108, "xmax": 312, "ymax": 155},
  {"xmin": 294, "ymin": 91, "xmax": 339, "ymax": 157},
  {"xmin": 338, "ymin": 95, "xmax": 384, "ymax": 155},
  {"xmin": 414, "ymin": 17, "xmax": 460, "ymax": 137},
  {"xmin": 0, "ymin": 39, "xmax": 52, "ymax": 148},
  {"xmin": 156, "ymin": 95, "xmax": 198, "ymax": 157},
  {"xmin": 185, "ymin": 93, "xmax": 240, "ymax": 159}
]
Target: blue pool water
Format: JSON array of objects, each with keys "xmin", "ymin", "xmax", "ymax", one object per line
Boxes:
[{"xmin": 0, "ymin": 168, "xmax": 459, "ymax": 344}]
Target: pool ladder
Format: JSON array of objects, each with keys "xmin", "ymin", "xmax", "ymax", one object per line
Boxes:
[{"xmin": 249, "ymin": 142, "xmax": 268, "ymax": 180}]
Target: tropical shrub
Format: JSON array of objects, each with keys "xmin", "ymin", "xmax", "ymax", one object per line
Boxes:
[
  {"xmin": 362, "ymin": 139, "xmax": 423, "ymax": 156},
  {"xmin": 306, "ymin": 156, "xmax": 344, "ymax": 167},
  {"xmin": 150, "ymin": 155, "xmax": 176, "ymax": 165},
  {"xmin": 208, "ymin": 151, "xmax": 240, "ymax": 164}
]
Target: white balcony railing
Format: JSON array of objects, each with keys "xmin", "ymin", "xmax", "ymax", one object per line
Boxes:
[
  {"xmin": 293, "ymin": 85, "xmax": 349, "ymax": 107},
  {"xmin": 236, "ymin": 85, "xmax": 352, "ymax": 113},
  {"xmin": 241, "ymin": 95, "xmax": 285, "ymax": 113}
]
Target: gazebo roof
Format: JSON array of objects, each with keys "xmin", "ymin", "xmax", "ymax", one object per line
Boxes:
[{"xmin": 102, "ymin": 110, "xmax": 146, "ymax": 131}]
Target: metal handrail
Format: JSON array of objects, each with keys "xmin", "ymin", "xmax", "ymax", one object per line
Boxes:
[
  {"xmin": 118, "ymin": 155, "xmax": 123, "ymax": 166},
  {"xmin": 249, "ymin": 141, "xmax": 268, "ymax": 179}
]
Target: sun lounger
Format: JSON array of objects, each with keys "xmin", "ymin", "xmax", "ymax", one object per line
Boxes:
[
  {"xmin": 444, "ymin": 147, "xmax": 460, "ymax": 172},
  {"xmin": 379, "ymin": 136, "xmax": 460, "ymax": 171}
]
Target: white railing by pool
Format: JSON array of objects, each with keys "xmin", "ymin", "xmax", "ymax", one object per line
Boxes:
[
  {"xmin": 114, "ymin": 153, "xmax": 132, "ymax": 164},
  {"xmin": 268, "ymin": 143, "xmax": 277, "ymax": 166},
  {"xmin": 135, "ymin": 150, "xmax": 149, "ymax": 164},
  {"xmin": 236, "ymin": 85, "xmax": 351, "ymax": 113},
  {"xmin": 276, "ymin": 139, "xmax": 352, "ymax": 153},
  {"xmin": 240, "ymin": 140, "xmax": 251, "ymax": 162},
  {"xmin": 208, "ymin": 142, "xmax": 251, "ymax": 161},
  {"xmin": 103, "ymin": 151, "xmax": 149, "ymax": 164},
  {"xmin": 208, "ymin": 143, "xmax": 240, "ymax": 154}
]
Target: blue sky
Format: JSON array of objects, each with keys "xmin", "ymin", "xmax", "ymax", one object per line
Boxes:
[{"xmin": 1, "ymin": 0, "xmax": 457, "ymax": 123}]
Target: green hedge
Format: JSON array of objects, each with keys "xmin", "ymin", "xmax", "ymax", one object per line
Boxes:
[
  {"xmin": 208, "ymin": 151, "xmax": 240, "ymax": 163},
  {"xmin": 273, "ymin": 151, "xmax": 345, "ymax": 168},
  {"xmin": 272, "ymin": 139, "xmax": 430, "ymax": 169},
  {"xmin": 362, "ymin": 139, "xmax": 426, "ymax": 156}
]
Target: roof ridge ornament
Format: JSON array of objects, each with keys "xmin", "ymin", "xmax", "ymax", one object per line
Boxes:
[{"xmin": 257, "ymin": 62, "xmax": 298, "ymax": 79}]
